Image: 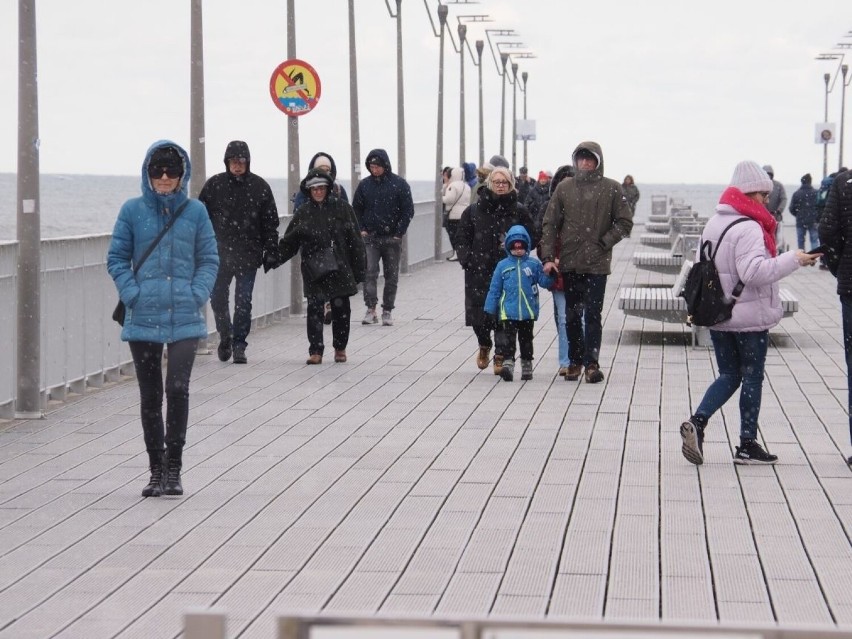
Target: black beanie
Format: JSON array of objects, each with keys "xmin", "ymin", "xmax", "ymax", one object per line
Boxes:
[
  {"xmin": 801, "ymin": 173, "xmax": 812, "ymax": 185},
  {"xmin": 149, "ymin": 146, "xmax": 182, "ymax": 168}
]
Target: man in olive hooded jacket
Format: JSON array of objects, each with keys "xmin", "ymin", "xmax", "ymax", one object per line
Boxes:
[{"xmin": 540, "ymin": 141, "xmax": 633, "ymax": 383}]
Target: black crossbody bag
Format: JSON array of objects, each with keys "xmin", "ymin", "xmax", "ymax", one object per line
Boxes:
[{"xmin": 112, "ymin": 201, "xmax": 190, "ymax": 326}]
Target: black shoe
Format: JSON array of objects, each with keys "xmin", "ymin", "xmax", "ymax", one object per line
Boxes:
[
  {"xmin": 232, "ymin": 345, "xmax": 247, "ymax": 364},
  {"xmin": 734, "ymin": 439, "xmax": 777, "ymax": 465},
  {"xmin": 499, "ymin": 359, "xmax": 515, "ymax": 382},
  {"xmin": 584, "ymin": 363, "xmax": 604, "ymax": 384},
  {"xmin": 163, "ymin": 454, "xmax": 183, "ymax": 496},
  {"xmin": 141, "ymin": 452, "xmax": 164, "ymax": 497},
  {"xmin": 217, "ymin": 338, "xmax": 232, "ymax": 362},
  {"xmin": 680, "ymin": 419, "xmax": 704, "ymax": 465}
]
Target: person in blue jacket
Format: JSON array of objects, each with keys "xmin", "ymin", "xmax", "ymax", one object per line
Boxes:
[
  {"xmin": 484, "ymin": 225, "xmax": 553, "ymax": 382},
  {"xmin": 107, "ymin": 140, "xmax": 219, "ymax": 498}
]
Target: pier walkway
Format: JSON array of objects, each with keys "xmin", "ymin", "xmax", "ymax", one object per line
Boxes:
[{"xmin": 2, "ymin": 234, "xmax": 852, "ymax": 638}]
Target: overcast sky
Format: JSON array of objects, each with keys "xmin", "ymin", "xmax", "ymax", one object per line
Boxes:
[{"xmin": 0, "ymin": 1, "xmax": 848, "ymax": 185}]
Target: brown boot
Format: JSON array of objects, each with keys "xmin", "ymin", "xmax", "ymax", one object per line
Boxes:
[
  {"xmin": 493, "ymin": 354, "xmax": 504, "ymax": 376},
  {"xmin": 584, "ymin": 362, "xmax": 604, "ymax": 384},
  {"xmin": 476, "ymin": 346, "xmax": 491, "ymax": 370},
  {"xmin": 565, "ymin": 363, "xmax": 583, "ymax": 381},
  {"xmin": 334, "ymin": 350, "xmax": 347, "ymax": 363},
  {"xmin": 306, "ymin": 353, "xmax": 323, "ymax": 365}
]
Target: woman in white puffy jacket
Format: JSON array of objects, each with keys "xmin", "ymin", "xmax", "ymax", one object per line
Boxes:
[
  {"xmin": 442, "ymin": 166, "xmax": 471, "ymax": 261},
  {"xmin": 680, "ymin": 161, "xmax": 820, "ymax": 467}
]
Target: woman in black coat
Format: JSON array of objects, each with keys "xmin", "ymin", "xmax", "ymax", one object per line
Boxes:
[
  {"xmin": 455, "ymin": 166, "xmax": 537, "ymax": 373},
  {"xmin": 278, "ymin": 169, "xmax": 367, "ymax": 364}
]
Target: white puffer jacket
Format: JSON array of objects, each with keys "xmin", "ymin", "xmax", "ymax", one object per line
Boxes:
[
  {"xmin": 697, "ymin": 205, "xmax": 800, "ymax": 332},
  {"xmin": 442, "ymin": 167, "xmax": 471, "ymax": 221}
]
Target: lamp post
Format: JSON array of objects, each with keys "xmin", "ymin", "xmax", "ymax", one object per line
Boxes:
[
  {"xmin": 824, "ymin": 72, "xmax": 831, "ymax": 179},
  {"xmin": 841, "ymin": 64, "xmax": 849, "ymax": 170},
  {"xmin": 16, "ymin": 0, "xmax": 41, "ymax": 418},
  {"xmin": 499, "ymin": 52, "xmax": 508, "ymax": 156},
  {"xmin": 511, "ymin": 62, "xmax": 518, "ymax": 174},
  {"xmin": 434, "ymin": 4, "xmax": 448, "ymax": 261},
  {"xmin": 286, "ymin": 0, "xmax": 303, "ymax": 314},
  {"xmin": 521, "ymin": 71, "xmax": 529, "ymax": 171},
  {"xmin": 348, "ymin": 0, "xmax": 361, "ymax": 194},
  {"xmin": 476, "ymin": 40, "xmax": 484, "ymax": 166},
  {"xmin": 458, "ymin": 23, "xmax": 467, "ymax": 165}
]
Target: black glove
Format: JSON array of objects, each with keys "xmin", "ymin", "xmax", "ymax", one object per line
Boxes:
[{"xmin": 262, "ymin": 250, "xmax": 280, "ymax": 273}]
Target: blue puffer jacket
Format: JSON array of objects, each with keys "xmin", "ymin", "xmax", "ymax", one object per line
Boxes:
[
  {"xmin": 107, "ymin": 140, "xmax": 219, "ymax": 343},
  {"xmin": 484, "ymin": 225, "xmax": 554, "ymax": 321}
]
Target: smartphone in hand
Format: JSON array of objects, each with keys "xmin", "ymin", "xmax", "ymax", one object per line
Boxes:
[{"xmin": 806, "ymin": 245, "xmax": 827, "ymax": 255}]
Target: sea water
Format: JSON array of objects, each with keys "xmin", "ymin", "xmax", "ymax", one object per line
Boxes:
[{"xmin": 0, "ymin": 173, "xmax": 798, "ymax": 242}]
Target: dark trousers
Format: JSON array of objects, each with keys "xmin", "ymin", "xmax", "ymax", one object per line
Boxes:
[
  {"xmin": 495, "ymin": 319, "xmax": 535, "ymax": 361},
  {"xmin": 210, "ymin": 263, "xmax": 257, "ymax": 348},
  {"xmin": 841, "ymin": 295, "xmax": 852, "ymax": 444},
  {"xmin": 563, "ymin": 272, "xmax": 608, "ymax": 367},
  {"xmin": 307, "ymin": 295, "xmax": 351, "ymax": 355},
  {"xmin": 129, "ymin": 339, "xmax": 198, "ymax": 459},
  {"xmin": 445, "ymin": 219, "xmax": 460, "ymax": 251},
  {"xmin": 364, "ymin": 236, "xmax": 402, "ymax": 311}
]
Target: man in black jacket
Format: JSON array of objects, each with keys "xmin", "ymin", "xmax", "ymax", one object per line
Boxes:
[
  {"xmin": 199, "ymin": 141, "xmax": 279, "ymax": 364},
  {"xmin": 352, "ymin": 148, "xmax": 414, "ymax": 326},
  {"xmin": 820, "ymin": 169, "xmax": 852, "ymax": 462}
]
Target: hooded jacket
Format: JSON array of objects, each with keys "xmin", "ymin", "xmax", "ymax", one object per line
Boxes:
[
  {"xmin": 352, "ymin": 148, "xmax": 415, "ymax": 237},
  {"xmin": 278, "ymin": 169, "xmax": 367, "ymax": 299},
  {"xmin": 789, "ymin": 183, "xmax": 819, "ymax": 226},
  {"xmin": 292, "ymin": 151, "xmax": 350, "ymax": 210},
  {"xmin": 698, "ymin": 204, "xmax": 799, "ymax": 332},
  {"xmin": 107, "ymin": 140, "xmax": 219, "ymax": 343},
  {"xmin": 540, "ymin": 142, "xmax": 633, "ymax": 275},
  {"xmin": 442, "ymin": 167, "xmax": 471, "ymax": 221},
  {"xmin": 484, "ymin": 225, "xmax": 554, "ymax": 321},
  {"xmin": 820, "ymin": 170, "xmax": 852, "ymax": 294},
  {"xmin": 198, "ymin": 140, "xmax": 279, "ymax": 273}
]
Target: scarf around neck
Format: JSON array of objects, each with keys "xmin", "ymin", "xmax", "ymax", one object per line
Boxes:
[{"xmin": 718, "ymin": 186, "xmax": 777, "ymax": 257}]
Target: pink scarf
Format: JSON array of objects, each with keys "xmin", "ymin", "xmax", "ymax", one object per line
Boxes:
[{"xmin": 718, "ymin": 187, "xmax": 777, "ymax": 257}]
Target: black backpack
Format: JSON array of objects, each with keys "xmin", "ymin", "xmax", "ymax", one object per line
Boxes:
[{"xmin": 681, "ymin": 217, "xmax": 752, "ymax": 327}]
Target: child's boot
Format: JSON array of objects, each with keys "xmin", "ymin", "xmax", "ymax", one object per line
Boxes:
[
  {"xmin": 499, "ymin": 358, "xmax": 515, "ymax": 382},
  {"xmin": 521, "ymin": 359, "xmax": 533, "ymax": 380}
]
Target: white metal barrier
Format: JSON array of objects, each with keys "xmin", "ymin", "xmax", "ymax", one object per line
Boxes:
[
  {"xmin": 0, "ymin": 201, "xmax": 445, "ymax": 418},
  {"xmin": 184, "ymin": 610, "xmax": 852, "ymax": 639}
]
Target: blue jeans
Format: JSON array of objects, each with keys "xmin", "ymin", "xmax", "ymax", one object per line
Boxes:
[
  {"xmin": 563, "ymin": 272, "xmax": 607, "ymax": 366},
  {"xmin": 364, "ymin": 235, "xmax": 402, "ymax": 311},
  {"xmin": 796, "ymin": 223, "xmax": 819, "ymax": 251},
  {"xmin": 210, "ymin": 265, "xmax": 257, "ymax": 348},
  {"xmin": 841, "ymin": 295, "xmax": 852, "ymax": 444},
  {"xmin": 551, "ymin": 290, "xmax": 570, "ymax": 367},
  {"xmin": 695, "ymin": 330, "xmax": 768, "ymax": 440}
]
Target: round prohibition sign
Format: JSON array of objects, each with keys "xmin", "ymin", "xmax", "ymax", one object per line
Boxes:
[{"xmin": 269, "ymin": 58, "xmax": 322, "ymax": 117}]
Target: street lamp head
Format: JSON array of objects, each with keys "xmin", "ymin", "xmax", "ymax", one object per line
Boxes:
[
  {"xmin": 511, "ymin": 62, "xmax": 518, "ymax": 77},
  {"xmin": 475, "ymin": 39, "xmax": 484, "ymax": 57},
  {"xmin": 458, "ymin": 23, "xmax": 467, "ymax": 40},
  {"xmin": 522, "ymin": 71, "xmax": 528, "ymax": 83},
  {"xmin": 500, "ymin": 51, "xmax": 509, "ymax": 67},
  {"xmin": 826, "ymin": 72, "xmax": 832, "ymax": 85},
  {"xmin": 437, "ymin": 4, "xmax": 448, "ymax": 23}
]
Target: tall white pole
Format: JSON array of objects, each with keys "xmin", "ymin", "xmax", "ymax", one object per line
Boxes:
[
  {"xmin": 435, "ymin": 6, "xmax": 448, "ymax": 261},
  {"xmin": 824, "ymin": 72, "xmax": 830, "ymax": 179},
  {"xmin": 511, "ymin": 62, "xmax": 518, "ymax": 174},
  {"xmin": 522, "ymin": 71, "xmax": 528, "ymax": 172},
  {"xmin": 348, "ymin": 0, "xmax": 361, "ymax": 194},
  {"xmin": 476, "ymin": 40, "xmax": 484, "ymax": 167},
  {"xmin": 395, "ymin": 0, "xmax": 409, "ymax": 273},
  {"xmin": 840, "ymin": 64, "xmax": 849, "ymax": 171},
  {"xmin": 499, "ymin": 52, "xmax": 508, "ymax": 157},
  {"xmin": 458, "ymin": 23, "xmax": 467, "ymax": 166},
  {"xmin": 16, "ymin": 0, "xmax": 42, "ymax": 418}
]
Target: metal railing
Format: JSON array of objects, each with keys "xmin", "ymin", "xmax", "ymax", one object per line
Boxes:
[
  {"xmin": 0, "ymin": 200, "xmax": 445, "ymax": 419},
  {"xmin": 184, "ymin": 610, "xmax": 852, "ymax": 639}
]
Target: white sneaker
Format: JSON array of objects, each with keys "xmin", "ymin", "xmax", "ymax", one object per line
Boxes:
[
  {"xmin": 381, "ymin": 310, "xmax": 393, "ymax": 326},
  {"xmin": 362, "ymin": 308, "xmax": 378, "ymax": 325}
]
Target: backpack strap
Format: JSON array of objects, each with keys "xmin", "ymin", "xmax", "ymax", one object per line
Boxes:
[{"xmin": 707, "ymin": 216, "xmax": 753, "ymax": 300}]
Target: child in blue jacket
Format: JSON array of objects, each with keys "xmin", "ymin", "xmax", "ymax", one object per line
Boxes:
[{"xmin": 484, "ymin": 225, "xmax": 554, "ymax": 381}]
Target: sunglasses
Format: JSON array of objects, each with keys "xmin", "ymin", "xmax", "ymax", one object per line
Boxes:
[{"xmin": 148, "ymin": 165, "xmax": 183, "ymax": 179}]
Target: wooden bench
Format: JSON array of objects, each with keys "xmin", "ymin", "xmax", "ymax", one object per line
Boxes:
[{"xmin": 618, "ymin": 261, "xmax": 799, "ymax": 346}]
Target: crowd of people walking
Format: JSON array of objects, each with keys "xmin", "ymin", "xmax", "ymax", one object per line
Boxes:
[{"xmin": 108, "ymin": 137, "xmax": 852, "ymax": 499}]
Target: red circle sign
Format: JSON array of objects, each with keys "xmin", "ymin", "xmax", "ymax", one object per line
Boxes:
[{"xmin": 269, "ymin": 59, "xmax": 322, "ymax": 117}]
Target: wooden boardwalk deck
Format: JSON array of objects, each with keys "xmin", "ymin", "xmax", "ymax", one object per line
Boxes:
[{"xmin": 2, "ymin": 233, "xmax": 852, "ymax": 638}]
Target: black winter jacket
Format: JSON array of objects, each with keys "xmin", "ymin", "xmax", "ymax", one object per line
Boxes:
[
  {"xmin": 278, "ymin": 170, "xmax": 367, "ymax": 299},
  {"xmin": 199, "ymin": 141, "xmax": 279, "ymax": 274},
  {"xmin": 819, "ymin": 170, "xmax": 852, "ymax": 294},
  {"xmin": 352, "ymin": 148, "xmax": 415, "ymax": 237},
  {"xmin": 789, "ymin": 184, "xmax": 819, "ymax": 227}
]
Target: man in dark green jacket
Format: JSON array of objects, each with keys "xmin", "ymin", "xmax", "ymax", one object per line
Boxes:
[{"xmin": 540, "ymin": 141, "xmax": 633, "ymax": 384}]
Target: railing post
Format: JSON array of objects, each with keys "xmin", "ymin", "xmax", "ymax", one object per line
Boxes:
[
  {"xmin": 460, "ymin": 621, "xmax": 481, "ymax": 639},
  {"xmin": 278, "ymin": 616, "xmax": 310, "ymax": 639},
  {"xmin": 184, "ymin": 609, "xmax": 226, "ymax": 639}
]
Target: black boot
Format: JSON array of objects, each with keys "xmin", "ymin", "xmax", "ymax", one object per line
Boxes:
[
  {"xmin": 163, "ymin": 452, "xmax": 183, "ymax": 496},
  {"xmin": 141, "ymin": 450, "xmax": 164, "ymax": 497}
]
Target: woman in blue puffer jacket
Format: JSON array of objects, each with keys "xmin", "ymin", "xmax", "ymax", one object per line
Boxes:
[{"xmin": 107, "ymin": 140, "xmax": 219, "ymax": 498}]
